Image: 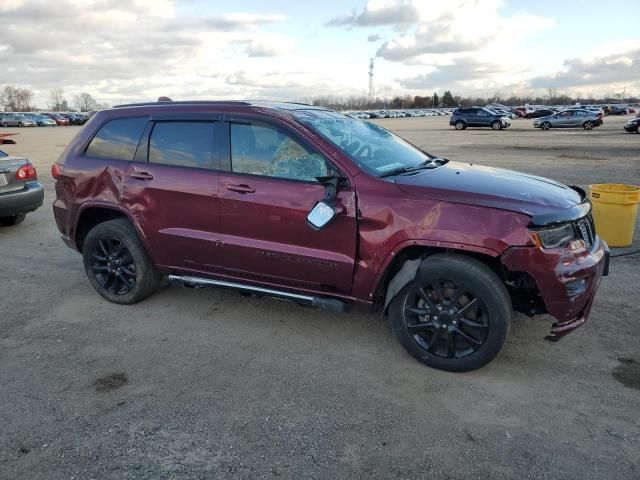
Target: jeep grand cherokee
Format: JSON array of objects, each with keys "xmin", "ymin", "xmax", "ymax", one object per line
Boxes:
[{"xmin": 52, "ymin": 100, "xmax": 609, "ymax": 372}]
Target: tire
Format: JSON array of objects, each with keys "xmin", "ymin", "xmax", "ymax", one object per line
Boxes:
[
  {"xmin": 583, "ymin": 121, "xmax": 594, "ymax": 130},
  {"xmin": 636, "ymin": 125, "xmax": 640, "ymax": 134},
  {"xmin": 491, "ymin": 121, "xmax": 502, "ymax": 130},
  {"xmin": 454, "ymin": 120, "xmax": 466, "ymax": 130},
  {"xmin": 1, "ymin": 123, "xmax": 7, "ymax": 128},
  {"xmin": 540, "ymin": 121, "xmax": 551, "ymax": 130},
  {"xmin": 82, "ymin": 218, "xmax": 162, "ymax": 304},
  {"xmin": 18, "ymin": 122, "xmax": 23, "ymax": 127},
  {"xmin": 389, "ymin": 254, "xmax": 512, "ymax": 372},
  {"xmin": 0, "ymin": 213, "xmax": 26, "ymax": 226}
]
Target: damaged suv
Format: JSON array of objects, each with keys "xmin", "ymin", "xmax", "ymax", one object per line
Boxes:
[{"xmin": 52, "ymin": 100, "xmax": 609, "ymax": 372}]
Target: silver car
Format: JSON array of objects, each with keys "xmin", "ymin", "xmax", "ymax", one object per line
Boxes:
[
  {"xmin": 533, "ymin": 109, "xmax": 603, "ymax": 130},
  {"xmin": 0, "ymin": 114, "xmax": 37, "ymax": 127}
]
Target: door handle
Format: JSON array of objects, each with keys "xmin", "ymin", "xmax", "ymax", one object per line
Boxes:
[
  {"xmin": 130, "ymin": 171, "xmax": 154, "ymax": 180},
  {"xmin": 227, "ymin": 184, "xmax": 255, "ymax": 194}
]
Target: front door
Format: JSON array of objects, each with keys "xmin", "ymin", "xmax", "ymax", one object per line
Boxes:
[{"xmin": 216, "ymin": 120, "xmax": 358, "ymax": 295}]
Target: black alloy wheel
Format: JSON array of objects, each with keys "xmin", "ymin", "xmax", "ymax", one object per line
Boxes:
[
  {"xmin": 89, "ymin": 237, "xmax": 137, "ymax": 295},
  {"xmin": 82, "ymin": 218, "xmax": 162, "ymax": 304},
  {"xmin": 541, "ymin": 121, "xmax": 551, "ymax": 130},
  {"xmin": 403, "ymin": 279, "xmax": 489, "ymax": 359},
  {"xmin": 583, "ymin": 121, "xmax": 594, "ymax": 130},
  {"xmin": 389, "ymin": 254, "xmax": 511, "ymax": 372}
]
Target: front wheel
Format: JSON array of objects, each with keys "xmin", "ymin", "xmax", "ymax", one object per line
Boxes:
[
  {"xmin": 454, "ymin": 120, "xmax": 466, "ymax": 130},
  {"xmin": 82, "ymin": 218, "xmax": 162, "ymax": 304},
  {"xmin": 540, "ymin": 121, "xmax": 551, "ymax": 130},
  {"xmin": 389, "ymin": 254, "xmax": 512, "ymax": 372},
  {"xmin": 583, "ymin": 121, "xmax": 594, "ymax": 130},
  {"xmin": 491, "ymin": 121, "xmax": 502, "ymax": 130}
]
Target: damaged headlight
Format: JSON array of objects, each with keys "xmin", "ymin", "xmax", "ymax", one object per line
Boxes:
[{"xmin": 531, "ymin": 223, "xmax": 576, "ymax": 248}]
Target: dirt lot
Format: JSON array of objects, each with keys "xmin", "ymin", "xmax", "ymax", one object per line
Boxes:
[{"xmin": 1, "ymin": 115, "xmax": 639, "ymax": 479}]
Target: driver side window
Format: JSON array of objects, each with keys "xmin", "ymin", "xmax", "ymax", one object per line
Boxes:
[{"xmin": 230, "ymin": 123, "xmax": 332, "ymax": 182}]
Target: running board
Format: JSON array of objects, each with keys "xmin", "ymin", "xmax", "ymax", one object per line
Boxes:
[{"xmin": 168, "ymin": 275, "xmax": 348, "ymax": 313}]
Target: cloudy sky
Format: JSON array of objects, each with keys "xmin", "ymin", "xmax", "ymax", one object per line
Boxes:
[{"xmin": 1, "ymin": 0, "xmax": 638, "ymax": 107}]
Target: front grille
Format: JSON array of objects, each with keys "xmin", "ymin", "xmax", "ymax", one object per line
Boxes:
[{"xmin": 574, "ymin": 213, "xmax": 596, "ymax": 249}]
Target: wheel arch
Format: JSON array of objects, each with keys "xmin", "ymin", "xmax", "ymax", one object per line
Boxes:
[
  {"xmin": 372, "ymin": 241, "xmax": 504, "ymax": 312},
  {"xmin": 74, "ymin": 203, "xmax": 147, "ymax": 253}
]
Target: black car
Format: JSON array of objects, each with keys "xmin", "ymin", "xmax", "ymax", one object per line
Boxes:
[
  {"xmin": 608, "ymin": 106, "xmax": 628, "ymax": 115},
  {"xmin": 449, "ymin": 107, "xmax": 511, "ymax": 130},
  {"xmin": 624, "ymin": 117, "xmax": 640, "ymax": 133},
  {"xmin": 525, "ymin": 109, "xmax": 557, "ymax": 119}
]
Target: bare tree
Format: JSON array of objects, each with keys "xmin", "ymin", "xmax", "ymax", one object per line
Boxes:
[
  {"xmin": 73, "ymin": 92, "xmax": 97, "ymax": 112},
  {"xmin": 0, "ymin": 85, "xmax": 34, "ymax": 111},
  {"xmin": 49, "ymin": 89, "xmax": 68, "ymax": 111}
]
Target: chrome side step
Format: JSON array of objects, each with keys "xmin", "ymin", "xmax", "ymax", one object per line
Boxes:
[{"xmin": 168, "ymin": 275, "xmax": 348, "ymax": 312}]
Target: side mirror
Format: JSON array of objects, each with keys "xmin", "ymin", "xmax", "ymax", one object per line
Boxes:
[
  {"xmin": 307, "ymin": 176, "xmax": 340, "ymax": 230},
  {"xmin": 307, "ymin": 201, "xmax": 337, "ymax": 230}
]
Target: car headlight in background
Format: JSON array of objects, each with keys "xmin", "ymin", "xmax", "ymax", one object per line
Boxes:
[{"xmin": 530, "ymin": 223, "xmax": 576, "ymax": 248}]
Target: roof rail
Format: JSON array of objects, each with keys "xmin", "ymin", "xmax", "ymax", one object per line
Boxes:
[{"xmin": 113, "ymin": 100, "xmax": 253, "ymax": 108}]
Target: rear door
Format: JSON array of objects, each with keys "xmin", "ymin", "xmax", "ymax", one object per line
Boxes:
[
  {"xmin": 122, "ymin": 114, "xmax": 225, "ymax": 270},
  {"xmin": 216, "ymin": 118, "xmax": 358, "ymax": 295}
]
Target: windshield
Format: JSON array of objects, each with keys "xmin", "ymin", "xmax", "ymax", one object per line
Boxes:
[{"xmin": 297, "ymin": 113, "xmax": 431, "ymax": 177}]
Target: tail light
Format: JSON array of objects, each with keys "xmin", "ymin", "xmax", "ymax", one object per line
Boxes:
[
  {"xmin": 16, "ymin": 163, "xmax": 37, "ymax": 181},
  {"xmin": 51, "ymin": 163, "xmax": 61, "ymax": 179}
]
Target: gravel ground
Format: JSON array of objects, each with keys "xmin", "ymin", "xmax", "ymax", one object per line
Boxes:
[{"xmin": 1, "ymin": 115, "xmax": 639, "ymax": 479}]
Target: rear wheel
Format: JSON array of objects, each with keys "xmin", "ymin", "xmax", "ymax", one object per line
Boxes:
[
  {"xmin": 583, "ymin": 121, "xmax": 594, "ymax": 130},
  {"xmin": 82, "ymin": 219, "xmax": 162, "ymax": 304},
  {"xmin": 540, "ymin": 121, "xmax": 551, "ymax": 130},
  {"xmin": 491, "ymin": 121, "xmax": 502, "ymax": 130},
  {"xmin": 0, "ymin": 213, "xmax": 26, "ymax": 226},
  {"xmin": 454, "ymin": 120, "xmax": 466, "ymax": 130},
  {"xmin": 636, "ymin": 125, "xmax": 640, "ymax": 134},
  {"xmin": 389, "ymin": 254, "xmax": 511, "ymax": 372}
]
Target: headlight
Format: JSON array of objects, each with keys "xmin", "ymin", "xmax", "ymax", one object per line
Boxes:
[{"xmin": 531, "ymin": 223, "xmax": 576, "ymax": 248}]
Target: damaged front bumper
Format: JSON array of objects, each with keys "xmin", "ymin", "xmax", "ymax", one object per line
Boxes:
[{"xmin": 501, "ymin": 236, "xmax": 610, "ymax": 341}]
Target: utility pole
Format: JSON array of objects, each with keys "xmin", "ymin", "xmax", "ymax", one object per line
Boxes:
[{"xmin": 368, "ymin": 58, "xmax": 375, "ymax": 105}]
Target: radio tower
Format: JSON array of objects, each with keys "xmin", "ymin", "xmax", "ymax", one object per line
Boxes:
[{"xmin": 368, "ymin": 58, "xmax": 375, "ymax": 103}]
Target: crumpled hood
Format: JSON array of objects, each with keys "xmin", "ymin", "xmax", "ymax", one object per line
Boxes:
[{"xmin": 395, "ymin": 161, "xmax": 584, "ymax": 218}]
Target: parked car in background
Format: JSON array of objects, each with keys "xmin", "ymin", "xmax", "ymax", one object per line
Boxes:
[
  {"xmin": 26, "ymin": 114, "xmax": 57, "ymax": 127},
  {"xmin": 52, "ymin": 99, "xmax": 609, "ymax": 372},
  {"xmin": 533, "ymin": 109, "xmax": 603, "ymax": 130},
  {"xmin": 623, "ymin": 117, "xmax": 640, "ymax": 133},
  {"xmin": 450, "ymin": 107, "xmax": 511, "ymax": 130},
  {"xmin": 525, "ymin": 109, "xmax": 557, "ymax": 119},
  {"xmin": 0, "ymin": 148, "xmax": 44, "ymax": 225},
  {"xmin": 43, "ymin": 113, "xmax": 71, "ymax": 126},
  {"xmin": 607, "ymin": 106, "xmax": 628, "ymax": 115},
  {"xmin": 0, "ymin": 113, "xmax": 37, "ymax": 127}
]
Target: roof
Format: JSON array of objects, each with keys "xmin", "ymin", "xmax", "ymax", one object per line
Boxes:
[{"xmin": 112, "ymin": 99, "xmax": 331, "ymax": 112}]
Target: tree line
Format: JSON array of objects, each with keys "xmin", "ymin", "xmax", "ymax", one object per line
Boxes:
[
  {"xmin": 299, "ymin": 91, "xmax": 640, "ymax": 111},
  {"xmin": 0, "ymin": 85, "xmax": 108, "ymax": 112}
]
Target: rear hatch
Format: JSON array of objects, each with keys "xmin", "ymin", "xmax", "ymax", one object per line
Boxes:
[{"xmin": 0, "ymin": 155, "xmax": 29, "ymax": 194}]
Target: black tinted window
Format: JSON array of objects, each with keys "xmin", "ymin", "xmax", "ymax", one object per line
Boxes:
[
  {"xmin": 86, "ymin": 117, "xmax": 147, "ymax": 161},
  {"xmin": 149, "ymin": 122, "xmax": 215, "ymax": 169}
]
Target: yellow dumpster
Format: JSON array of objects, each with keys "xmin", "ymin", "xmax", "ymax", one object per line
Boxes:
[{"xmin": 589, "ymin": 184, "xmax": 640, "ymax": 247}]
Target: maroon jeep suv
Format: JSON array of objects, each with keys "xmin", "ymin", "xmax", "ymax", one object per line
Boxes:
[{"xmin": 52, "ymin": 100, "xmax": 609, "ymax": 371}]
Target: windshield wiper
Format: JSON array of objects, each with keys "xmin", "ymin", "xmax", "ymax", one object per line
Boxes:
[{"xmin": 378, "ymin": 158, "xmax": 448, "ymax": 178}]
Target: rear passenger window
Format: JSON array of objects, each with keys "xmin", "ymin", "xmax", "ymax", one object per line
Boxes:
[
  {"xmin": 85, "ymin": 117, "xmax": 148, "ymax": 161},
  {"xmin": 149, "ymin": 122, "xmax": 215, "ymax": 169}
]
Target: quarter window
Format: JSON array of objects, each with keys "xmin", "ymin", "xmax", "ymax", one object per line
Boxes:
[
  {"xmin": 230, "ymin": 123, "xmax": 330, "ymax": 182},
  {"xmin": 85, "ymin": 117, "xmax": 148, "ymax": 161},
  {"xmin": 149, "ymin": 122, "xmax": 216, "ymax": 169}
]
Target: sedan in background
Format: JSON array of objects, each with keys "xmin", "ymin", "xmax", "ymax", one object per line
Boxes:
[
  {"xmin": 533, "ymin": 109, "xmax": 603, "ymax": 130},
  {"xmin": 0, "ymin": 114, "xmax": 37, "ymax": 127},
  {"xmin": 524, "ymin": 109, "xmax": 558, "ymax": 119},
  {"xmin": 26, "ymin": 114, "xmax": 57, "ymax": 127},
  {"xmin": 43, "ymin": 113, "xmax": 70, "ymax": 126},
  {"xmin": 624, "ymin": 117, "xmax": 640, "ymax": 133},
  {"xmin": 0, "ymin": 148, "xmax": 44, "ymax": 225}
]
